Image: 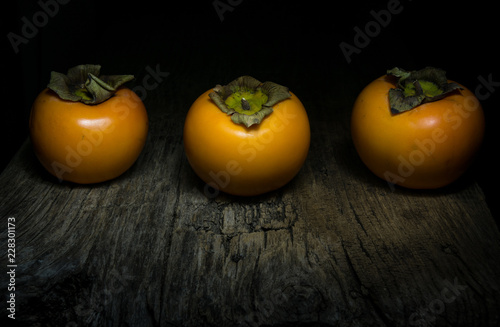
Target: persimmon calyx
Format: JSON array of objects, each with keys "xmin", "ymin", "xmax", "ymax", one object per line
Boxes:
[
  {"xmin": 387, "ymin": 67, "xmax": 463, "ymax": 114},
  {"xmin": 209, "ymin": 75, "xmax": 291, "ymax": 127},
  {"xmin": 47, "ymin": 64, "xmax": 134, "ymax": 105}
]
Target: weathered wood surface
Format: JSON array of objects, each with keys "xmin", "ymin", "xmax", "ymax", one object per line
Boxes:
[{"xmin": 1, "ymin": 63, "xmax": 499, "ymax": 326}]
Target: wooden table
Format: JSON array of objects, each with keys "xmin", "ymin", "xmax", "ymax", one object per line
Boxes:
[
  {"xmin": 2, "ymin": 2, "xmax": 499, "ymax": 326},
  {"xmin": 1, "ymin": 58, "xmax": 499, "ymax": 326}
]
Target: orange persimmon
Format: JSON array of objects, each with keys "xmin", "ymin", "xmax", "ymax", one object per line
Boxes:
[
  {"xmin": 183, "ymin": 76, "xmax": 310, "ymax": 196},
  {"xmin": 351, "ymin": 67, "xmax": 485, "ymax": 189},
  {"xmin": 29, "ymin": 65, "xmax": 148, "ymax": 184}
]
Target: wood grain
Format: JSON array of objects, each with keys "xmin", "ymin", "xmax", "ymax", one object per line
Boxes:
[{"xmin": 1, "ymin": 59, "xmax": 499, "ymax": 326}]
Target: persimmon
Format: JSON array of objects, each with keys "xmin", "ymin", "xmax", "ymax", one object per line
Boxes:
[
  {"xmin": 29, "ymin": 64, "xmax": 148, "ymax": 184},
  {"xmin": 351, "ymin": 67, "xmax": 485, "ymax": 189},
  {"xmin": 183, "ymin": 76, "xmax": 310, "ymax": 196}
]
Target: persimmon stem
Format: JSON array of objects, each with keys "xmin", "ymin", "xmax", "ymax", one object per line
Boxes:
[
  {"xmin": 209, "ymin": 76, "xmax": 291, "ymax": 128},
  {"xmin": 387, "ymin": 67, "xmax": 462, "ymax": 114},
  {"xmin": 47, "ymin": 64, "xmax": 134, "ymax": 105},
  {"xmin": 241, "ymin": 98, "xmax": 251, "ymax": 110}
]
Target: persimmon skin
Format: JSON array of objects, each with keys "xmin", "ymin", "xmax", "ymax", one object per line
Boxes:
[
  {"xmin": 183, "ymin": 90, "xmax": 310, "ymax": 196},
  {"xmin": 29, "ymin": 88, "xmax": 148, "ymax": 184},
  {"xmin": 351, "ymin": 75, "xmax": 485, "ymax": 189}
]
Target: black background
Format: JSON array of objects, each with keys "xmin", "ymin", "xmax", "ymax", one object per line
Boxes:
[{"xmin": 3, "ymin": 0, "xmax": 499, "ymax": 220}]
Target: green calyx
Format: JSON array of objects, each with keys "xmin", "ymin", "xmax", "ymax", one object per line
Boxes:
[
  {"xmin": 387, "ymin": 67, "xmax": 462, "ymax": 114},
  {"xmin": 225, "ymin": 88, "xmax": 269, "ymax": 116},
  {"xmin": 47, "ymin": 64, "xmax": 134, "ymax": 105},
  {"xmin": 209, "ymin": 76, "xmax": 291, "ymax": 127}
]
